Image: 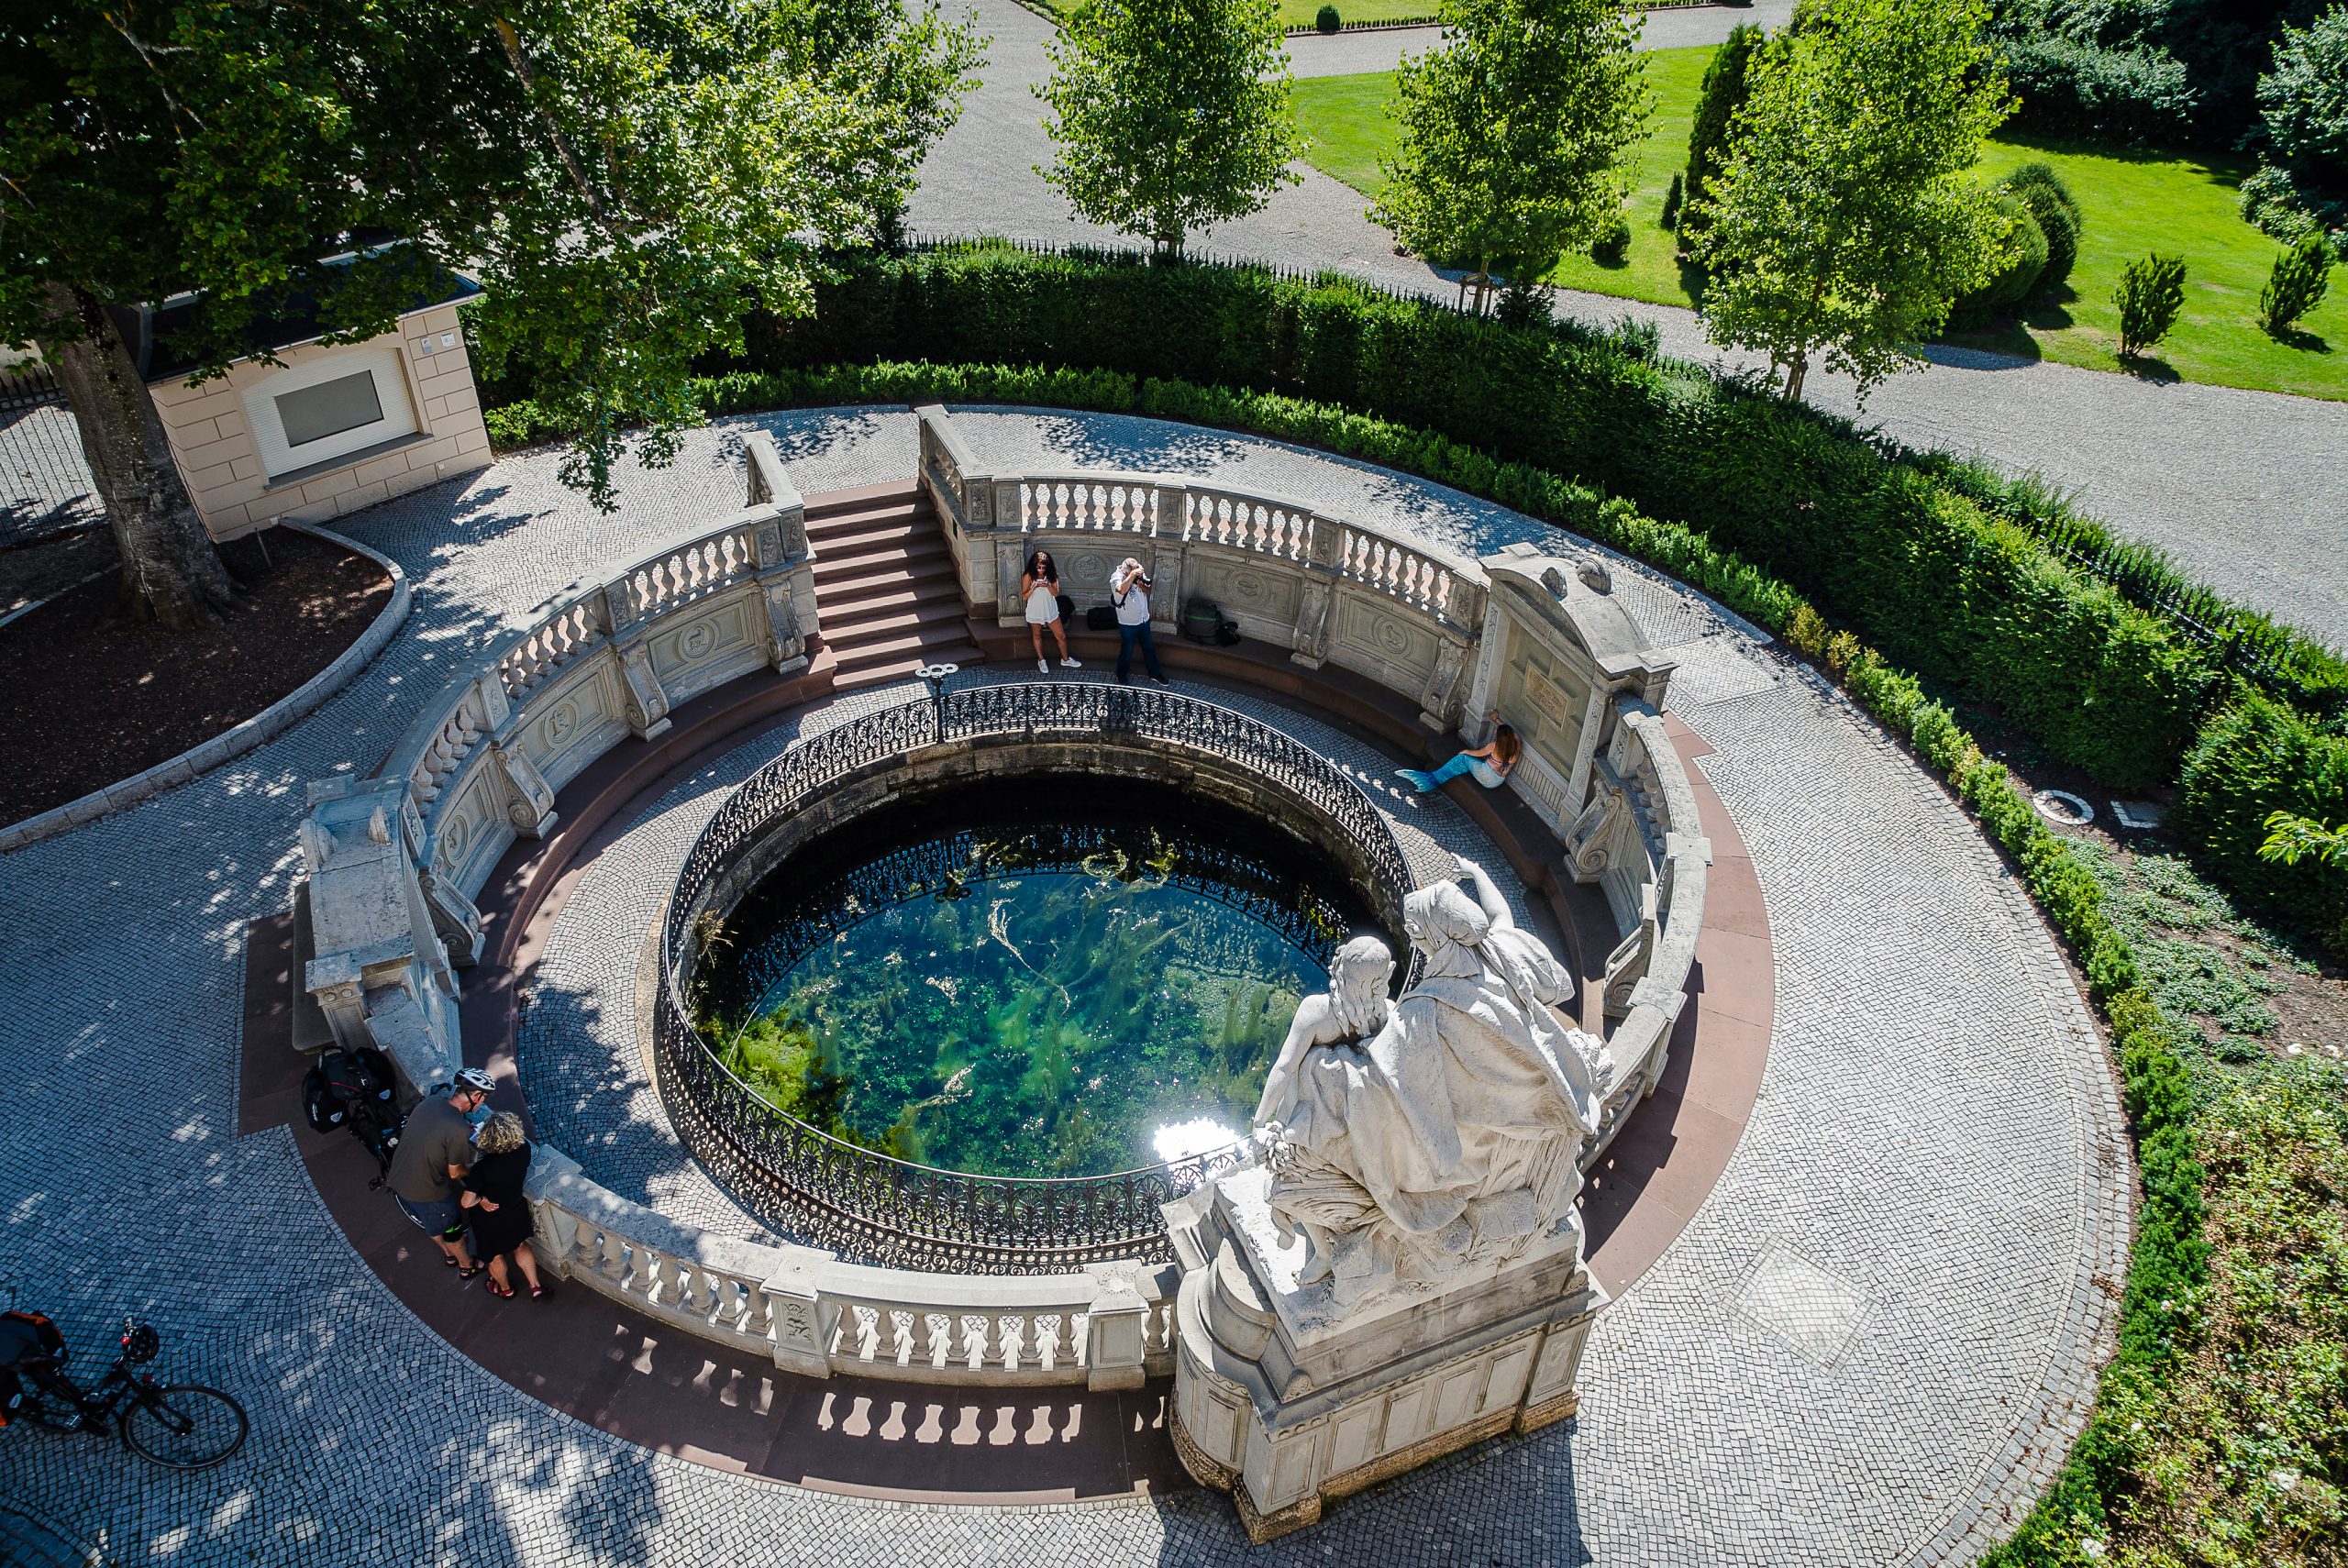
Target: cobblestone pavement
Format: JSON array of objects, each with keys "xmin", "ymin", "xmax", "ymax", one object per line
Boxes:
[
  {"xmin": 914, "ymin": 0, "xmax": 2348, "ymax": 650},
  {"xmin": 0, "ymin": 407, "xmax": 2125, "ymax": 1565}
]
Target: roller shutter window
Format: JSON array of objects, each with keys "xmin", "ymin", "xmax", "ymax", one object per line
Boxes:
[{"xmin": 244, "ymin": 347, "xmax": 418, "ymax": 479}]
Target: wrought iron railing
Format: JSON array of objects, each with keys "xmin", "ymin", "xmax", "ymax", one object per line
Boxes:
[{"xmin": 654, "ymin": 681, "xmax": 1416, "ymax": 1273}]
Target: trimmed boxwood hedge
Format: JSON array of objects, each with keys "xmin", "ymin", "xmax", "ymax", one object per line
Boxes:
[
  {"xmin": 708, "ymin": 248, "xmax": 2348, "ymax": 786},
  {"xmin": 478, "ymin": 244, "xmax": 2348, "ymax": 952}
]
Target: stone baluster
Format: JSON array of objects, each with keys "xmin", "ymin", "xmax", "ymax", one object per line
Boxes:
[
  {"xmin": 595, "ymin": 579, "xmax": 673, "ymax": 741},
  {"xmin": 1084, "ymin": 1272, "xmax": 1150, "ymax": 1391}
]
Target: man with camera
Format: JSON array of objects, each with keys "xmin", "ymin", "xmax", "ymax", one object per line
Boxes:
[{"xmin": 1113, "ymin": 557, "xmax": 1168, "ymax": 686}]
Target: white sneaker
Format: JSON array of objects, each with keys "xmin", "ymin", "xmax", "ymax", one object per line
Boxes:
[
  {"xmin": 1060, "ymin": 657, "xmax": 1082, "ymax": 668},
  {"xmin": 1037, "ymin": 658, "xmax": 1050, "ymax": 673}
]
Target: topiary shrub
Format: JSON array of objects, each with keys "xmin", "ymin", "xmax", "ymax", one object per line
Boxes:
[
  {"xmin": 2259, "ymin": 234, "xmax": 2333, "ymax": 335},
  {"xmin": 1678, "ymin": 23, "xmax": 1764, "ymax": 239},
  {"xmin": 2115, "ymin": 252, "xmax": 2186, "ymax": 358},
  {"xmin": 1947, "ymin": 192, "xmax": 2050, "ymax": 331},
  {"xmin": 2004, "ymin": 162, "xmax": 2082, "ymax": 296},
  {"xmin": 1315, "ymin": 3, "xmax": 1339, "ymax": 32},
  {"xmin": 1590, "ymin": 212, "xmax": 1632, "ymax": 267},
  {"xmin": 1660, "ymin": 171, "xmax": 1683, "ymax": 232}
]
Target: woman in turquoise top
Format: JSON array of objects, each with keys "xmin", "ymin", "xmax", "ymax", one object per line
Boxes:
[{"xmin": 1398, "ymin": 719, "xmax": 1520, "ymax": 792}]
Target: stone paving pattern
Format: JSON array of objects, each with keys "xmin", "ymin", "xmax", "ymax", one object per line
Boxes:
[
  {"xmin": 914, "ymin": 0, "xmax": 2348, "ymax": 652},
  {"xmin": 0, "ymin": 407, "xmax": 2126, "ymax": 1564}
]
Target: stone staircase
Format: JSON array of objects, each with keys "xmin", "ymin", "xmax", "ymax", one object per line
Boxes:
[{"xmin": 803, "ymin": 480, "xmax": 984, "ymax": 690}]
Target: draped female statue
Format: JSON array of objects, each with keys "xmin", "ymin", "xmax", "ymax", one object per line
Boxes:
[{"xmin": 1253, "ymin": 857, "xmax": 1608, "ymax": 1309}]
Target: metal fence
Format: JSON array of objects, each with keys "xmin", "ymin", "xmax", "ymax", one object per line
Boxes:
[
  {"xmin": 0, "ymin": 365, "xmax": 102, "ymax": 544},
  {"xmin": 651, "ymin": 681, "xmax": 1417, "ymax": 1273}
]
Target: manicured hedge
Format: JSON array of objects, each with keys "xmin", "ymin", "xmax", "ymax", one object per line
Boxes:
[
  {"xmin": 480, "ymin": 247, "xmax": 2348, "ymax": 946},
  {"xmin": 719, "ymin": 248, "xmax": 2348, "ymax": 790},
  {"xmin": 2174, "ymin": 689, "xmax": 2348, "ymax": 948}
]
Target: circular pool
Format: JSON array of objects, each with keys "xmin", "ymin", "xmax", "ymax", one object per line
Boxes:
[
  {"xmin": 656, "ymin": 683, "xmax": 1418, "ymax": 1269},
  {"xmin": 696, "ymin": 778, "xmax": 1380, "ymax": 1181}
]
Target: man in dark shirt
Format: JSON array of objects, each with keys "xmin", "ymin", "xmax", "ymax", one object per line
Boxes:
[{"xmin": 386, "ymin": 1066, "xmax": 495, "ymax": 1275}]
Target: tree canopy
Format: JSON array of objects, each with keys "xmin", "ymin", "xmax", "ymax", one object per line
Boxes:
[
  {"xmin": 1, "ymin": 0, "xmax": 980, "ymax": 622},
  {"xmin": 1035, "ymin": 0, "xmax": 1302, "ymax": 256},
  {"xmin": 1374, "ymin": 0, "xmax": 1651, "ymax": 315},
  {"xmin": 1689, "ymin": 0, "xmax": 2016, "ymax": 402}
]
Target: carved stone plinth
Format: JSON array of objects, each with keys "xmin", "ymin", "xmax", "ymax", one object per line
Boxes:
[{"xmin": 1164, "ymin": 1166, "xmax": 1604, "ymax": 1542}]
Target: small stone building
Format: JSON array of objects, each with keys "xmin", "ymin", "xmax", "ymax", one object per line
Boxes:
[{"xmin": 116, "ymin": 272, "xmax": 493, "ymax": 540}]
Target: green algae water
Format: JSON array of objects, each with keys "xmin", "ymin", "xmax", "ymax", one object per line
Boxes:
[{"xmin": 698, "ymin": 778, "xmax": 1379, "ymax": 1179}]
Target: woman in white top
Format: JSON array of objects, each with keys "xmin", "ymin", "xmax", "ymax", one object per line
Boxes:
[{"xmin": 1021, "ymin": 549, "xmax": 1081, "ymax": 673}]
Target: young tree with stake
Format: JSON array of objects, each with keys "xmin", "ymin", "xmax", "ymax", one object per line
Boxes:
[
  {"xmin": 1375, "ymin": 0, "xmax": 1651, "ymax": 316},
  {"xmin": 1036, "ymin": 0, "xmax": 1302, "ymax": 258},
  {"xmin": 1689, "ymin": 0, "xmax": 2016, "ymax": 403}
]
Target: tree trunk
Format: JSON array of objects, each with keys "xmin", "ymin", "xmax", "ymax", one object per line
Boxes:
[
  {"xmin": 1781, "ymin": 349, "xmax": 1809, "ymax": 403},
  {"xmin": 38, "ymin": 282, "xmax": 238, "ymax": 629}
]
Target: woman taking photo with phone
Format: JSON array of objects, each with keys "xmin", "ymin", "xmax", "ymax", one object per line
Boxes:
[{"xmin": 1021, "ymin": 549, "xmax": 1081, "ymax": 674}]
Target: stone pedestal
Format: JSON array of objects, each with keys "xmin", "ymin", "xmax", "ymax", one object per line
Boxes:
[{"xmin": 1164, "ymin": 1166, "xmax": 1605, "ymax": 1542}]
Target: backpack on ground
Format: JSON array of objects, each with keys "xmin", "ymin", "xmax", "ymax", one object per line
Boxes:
[
  {"xmin": 1181, "ymin": 595, "xmax": 1240, "ymax": 646},
  {"xmin": 302, "ymin": 1064, "xmax": 349, "ymax": 1132},
  {"xmin": 321, "ymin": 1045, "xmax": 397, "ymax": 1110}
]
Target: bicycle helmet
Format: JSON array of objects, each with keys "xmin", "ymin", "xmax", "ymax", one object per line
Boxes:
[{"xmin": 453, "ymin": 1067, "xmax": 495, "ymax": 1096}]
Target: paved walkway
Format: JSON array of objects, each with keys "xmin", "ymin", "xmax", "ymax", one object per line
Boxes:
[
  {"xmin": 1282, "ymin": 1, "xmax": 1797, "ymax": 76},
  {"xmin": 914, "ymin": 0, "xmax": 2348, "ymax": 650},
  {"xmin": 0, "ymin": 406, "xmax": 2126, "ymax": 1564}
]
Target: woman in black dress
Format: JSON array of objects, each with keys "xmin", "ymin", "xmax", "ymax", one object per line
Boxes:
[{"xmin": 460, "ymin": 1112, "xmax": 546, "ymax": 1299}]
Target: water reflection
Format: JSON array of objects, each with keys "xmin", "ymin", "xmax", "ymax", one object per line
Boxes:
[{"xmin": 697, "ymin": 779, "xmax": 1378, "ymax": 1179}]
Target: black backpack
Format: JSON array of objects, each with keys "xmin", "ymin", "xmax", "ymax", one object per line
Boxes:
[
  {"xmin": 1085, "ymin": 603, "xmax": 1118, "ymax": 632},
  {"xmin": 322, "ymin": 1046, "xmax": 396, "ymax": 1110},
  {"xmin": 301, "ymin": 1066, "xmax": 349, "ymax": 1133}
]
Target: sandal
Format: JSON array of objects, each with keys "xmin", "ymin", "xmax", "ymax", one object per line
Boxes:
[
  {"xmin": 457, "ymin": 1261, "xmax": 489, "ymax": 1280},
  {"xmin": 529, "ymin": 1284, "xmax": 548, "ymax": 1300},
  {"xmin": 485, "ymin": 1280, "xmax": 515, "ymax": 1298},
  {"xmin": 441, "ymin": 1253, "xmax": 460, "ymax": 1268}
]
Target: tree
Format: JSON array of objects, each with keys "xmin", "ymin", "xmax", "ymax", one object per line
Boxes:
[
  {"xmin": 1677, "ymin": 21, "xmax": 1763, "ymax": 248},
  {"xmin": 2114, "ymin": 252, "xmax": 2187, "ymax": 358},
  {"xmin": 1, "ymin": 0, "xmax": 978, "ymax": 627},
  {"xmin": 1688, "ymin": 0, "xmax": 2017, "ymax": 403},
  {"xmin": 1375, "ymin": 0, "xmax": 1651, "ymax": 315},
  {"xmin": 2260, "ymin": 233, "xmax": 2334, "ymax": 333},
  {"xmin": 1035, "ymin": 0, "xmax": 1301, "ymax": 257}
]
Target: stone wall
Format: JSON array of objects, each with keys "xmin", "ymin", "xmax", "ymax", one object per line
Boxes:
[{"xmin": 149, "ymin": 305, "xmax": 491, "ymax": 540}]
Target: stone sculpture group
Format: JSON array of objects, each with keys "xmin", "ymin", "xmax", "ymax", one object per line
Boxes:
[{"xmin": 1247, "ymin": 856, "xmax": 1609, "ymax": 1314}]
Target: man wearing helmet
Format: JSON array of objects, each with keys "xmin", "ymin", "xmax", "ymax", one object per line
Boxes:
[{"xmin": 386, "ymin": 1067, "xmax": 498, "ymax": 1278}]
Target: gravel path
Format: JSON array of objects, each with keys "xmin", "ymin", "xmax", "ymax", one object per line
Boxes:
[
  {"xmin": 0, "ymin": 407, "xmax": 2127, "ymax": 1565},
  {"xmin": 915, "ymin": 0, "xmax": 2348, "ymax": 651},
  {"xmin": 1283, "ymin": 0, "xmax": 1797, "ymax": 76}
]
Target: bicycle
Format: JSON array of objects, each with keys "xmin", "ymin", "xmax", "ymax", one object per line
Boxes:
[{"xmin": 5, "ymin": 1316, "xmax": 248, "ymax": 1470}]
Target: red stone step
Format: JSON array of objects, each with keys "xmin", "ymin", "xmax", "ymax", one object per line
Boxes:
[{"xmin": 832, "ymin": 641, "xmax": 988, "ymax": 690}]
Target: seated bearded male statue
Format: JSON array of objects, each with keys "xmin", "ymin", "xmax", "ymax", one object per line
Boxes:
[{"xmin": 1252, "ymin": 857, "xmax": 1608, "ymax": 1309}]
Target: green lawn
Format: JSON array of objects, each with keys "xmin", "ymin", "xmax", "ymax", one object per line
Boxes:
[
  {"xmin": 1292, "ymin": 49, "xmax": 2348, "ymax": 400},
  {"xmin": 1282, "ymin": 0, "xmax": 1436, "ymax": 23}
]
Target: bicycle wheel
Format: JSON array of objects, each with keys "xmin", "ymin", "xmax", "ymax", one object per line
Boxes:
[{"xmin": 119, "ymin": 1385, "xmax": 248, "ymax": 1470}]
